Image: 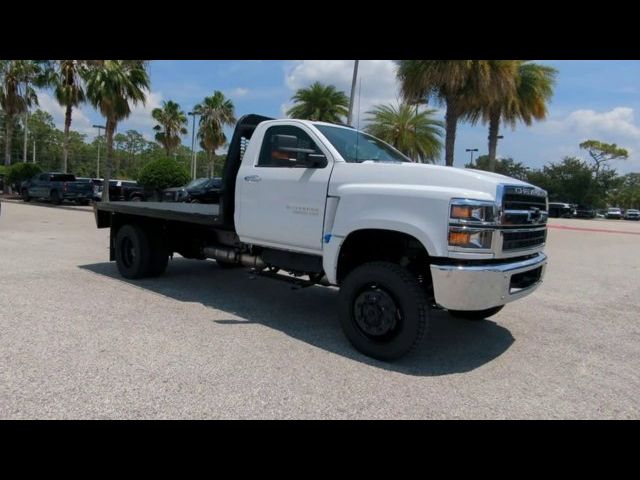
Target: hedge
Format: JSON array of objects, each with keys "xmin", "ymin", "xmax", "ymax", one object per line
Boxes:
[{"xmin": 137, "ymin": 158, "xmax": 190, "ymax": 191}]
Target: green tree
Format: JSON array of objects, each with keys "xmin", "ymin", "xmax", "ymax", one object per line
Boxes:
[
  {"xmin": 0, "ymin": 61, "xmax": 42, "ymax": 168},
  {"xmin": 364, "ymin": 102, "xmax": 444, "ymax": 163},
  {"xmin": 48, "ymin": 60, "xmax": 88, "ymax": 173},
  {"xmin": 83, "ymin": 60, "xmax": 150, "ymax": 201},
  {"xmin": 526, "ymin": 157, "xmax": 594, "ymax": 204},
  {"xmin": 467, "ymin": 61, "xmax": 557, "ymax": 171},
  {"xmin": 466, "ymin": 155, "xmax": 530, "ymax": 180},
  {"xmin": 609, "ymin": 173, "xmax": 640, "ymax": 209},
  {"xmin": 152, "ymin": 100, "xmax": 188, "ymax": 155},
  {"xmin": 579, "ymin": 140, "xmax": 628, "ymax": 181},
  {"xmin": 195, "ymin": 91, "xmax": 236, "ymax": 177},
  {"xmin": 286, "ymin": 81, "xmax": 349, "ymax": 122},
  {"xmin": 137, "ymin": 157, "xmax": 190, "ymax": 194},
  {"xmin": 397, "ymin": 60, "xmax": 495, "ymax": 166}
]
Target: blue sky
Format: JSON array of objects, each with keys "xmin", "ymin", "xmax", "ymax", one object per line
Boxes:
[{"xmin": 38, "ymin": 60, "xmax": 640, "ymax": 173}]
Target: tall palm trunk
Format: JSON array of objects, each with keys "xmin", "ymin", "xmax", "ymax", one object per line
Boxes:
[
  {"xmin": 4, "ymin": 118, "xmax": 13, "ymax": 167},
  {"xmin": 103, "ymin": 117, "xmax": 116, "ymax": 202},
  {"xmin": 487, "ymin": 109, "xmax": 501, "ymax": 172},
  {"xmin": 63, "ymin": 103, "xmax": 73, "ymax": 173},
  {"xmin": 444, "ymin": 98, "xmax": 458, "ymax": 167}
]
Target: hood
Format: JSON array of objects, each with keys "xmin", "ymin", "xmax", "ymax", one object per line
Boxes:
[{"xmin": 329, "ymin": 161, "xmax": 536, "ymax": 200}]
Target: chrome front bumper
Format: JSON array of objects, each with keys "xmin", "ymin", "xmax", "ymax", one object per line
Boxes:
[{"xmin": 430, "ymin": 253, "xmax": 547, "ymax": 311}]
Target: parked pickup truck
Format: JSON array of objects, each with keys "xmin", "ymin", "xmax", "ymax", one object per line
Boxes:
[
  {"xmin": 94, "ymin": 114, "xmax": 548, "ymax": 361},
  {"xmin": 22, "ymin": 172, "xmax": 93, "ymax": 205}
]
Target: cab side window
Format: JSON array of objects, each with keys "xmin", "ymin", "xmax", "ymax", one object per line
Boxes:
[{"xmin": 257, "ymin": 125, "xmax": 323, "ymax": 168}]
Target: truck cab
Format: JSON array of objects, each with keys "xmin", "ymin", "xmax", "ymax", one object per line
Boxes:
[{"xmin": 95, "ymin": 114, "xmax": 548, "ymax": 361}]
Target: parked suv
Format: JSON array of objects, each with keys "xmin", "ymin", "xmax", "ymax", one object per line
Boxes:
[
  {"xmin": 606, "ymin": 207, "xmax": 623, "ymax": 219},
  {"xmin": 574, "ymin": 204, "xmax": 596, "ymax": 219},
  {"xmin": 623, "ymin": 209, "xmax": 640, "ymax": 220},
  {"xmin": 21, "ymin": 172, "xmax": 93, "ymax": 205},
  {"xmin": 94, "ymin": 179, "xmax": 146, "ymax": 201},
  {"xmin": 163, "ymin": 177, "xmax": 222, "ymax": 203},
  {"xmin": 548, "ymin": 202, "xmax": 575, "ymax": 218}
]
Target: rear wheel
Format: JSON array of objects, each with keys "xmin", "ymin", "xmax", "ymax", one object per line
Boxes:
[
  {"xmin": 448, "ymin": 305, "xmax": 504, "ymax": 321},
  {"xmin": 339, "ymin": 261, "xmax": 429, "ymax": 361},
  {"xmin": 115, "ymin": 224, "xmax": 152, "ymax": 279}
]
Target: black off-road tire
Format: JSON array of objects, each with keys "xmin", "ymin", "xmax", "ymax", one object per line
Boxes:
[
  {"xmin": 339, "ymin": 261, "xmax": 429, "ymax": 361},
  {"xmin": 115, "ymin": 224, "xmax": 152, "ymax": 279},
  {"xmin": 448, "ymin": 305, "xmax": 504, "ymax": 321}
]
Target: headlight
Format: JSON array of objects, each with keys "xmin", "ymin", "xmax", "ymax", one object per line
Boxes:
[
  {"xmin": 448, "ymin": 227, "xmax": 493, "ymax": 249},
  {"xmin": 450, "ymin": 200, "xmax": 496, "ymax": 224}
]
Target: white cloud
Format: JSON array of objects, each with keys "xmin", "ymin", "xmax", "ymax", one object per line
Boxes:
[
  {"xmin": 548, "ymin": 107, "xmax": 640, "ymax": 139},
  {"xmin": 230, "ymin": 87, "xmax": 249, "ymax": 97},
  {"xmin": 36, "ymin": 92, "xmax": 94, "ymax": 136},
  {"xmin": 522, "ymin": 107, "xmax": 640, "ymax": 173},
  {"xmin": 119, "ymin": 91, "xmax": 163, "ymax": 140},
  {"xmin": 283, "ymin": 60, "xmax": 401, "ymax": 126}
]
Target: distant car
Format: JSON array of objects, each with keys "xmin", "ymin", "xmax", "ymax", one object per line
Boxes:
[
  {"xmin": 606, "ymin": 207, "xmax": 623, "ymax": 219},
  {"xmin": 162, "ymin": 177, "xmax": 222, "ymax": 204},
  {"xmin": 574, "ymin": 205, "xmax": 596, "ymax": 219},
  {"xmin": 94, "ymin": 179, "xmax": 146, "ymax": 201},
  {"xmin": 623, "ymin": 209, "xmax": 640, "ymax": 220},
  {"xmin": 548, "ymin": 202, "xmax": 575, "ymax": 218},
  {"xmin": 21, "ymin": 172, "xmax": 93, "ymax": 205}
]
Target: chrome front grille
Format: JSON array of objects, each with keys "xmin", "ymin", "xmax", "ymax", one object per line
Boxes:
[
  {"xmin": 498, "ymin": 185, "xmax": 548, "ymax": 254},
  {"xmin": 502, "ymin": 228, "xmax": 547, "ymax": 251}
]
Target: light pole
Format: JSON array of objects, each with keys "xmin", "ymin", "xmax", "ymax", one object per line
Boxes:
[
  {"xmin": 188, "ymin": 111, "xmax": 199, "ymax": 180},
  {"xmin": 347, "ymin": 60, "xmax": 359, "ymax": 126},
  {"xmin": 93, "ymin": 125, "xmax": 106, "ymax": 178},
  {"xmin": 23, "ymin": 110, "xmax": 29, "ymax": 163},
  {"xmin": 465, "ymin": 148, "xmax": 478, "ymax": 166}
]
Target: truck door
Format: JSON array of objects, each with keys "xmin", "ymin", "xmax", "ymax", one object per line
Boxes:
[
  {"xmin": 33, "ymin": 173, "xmax": 49, "ymax": 197},
  {"xmin": 236, "ymin": 124, "xmax": 333, "ymax": 254}
]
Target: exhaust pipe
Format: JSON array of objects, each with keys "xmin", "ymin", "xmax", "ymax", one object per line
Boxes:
[{"xmin": 203, "ymin": 246, "xmax": 266, "ymax": 269}]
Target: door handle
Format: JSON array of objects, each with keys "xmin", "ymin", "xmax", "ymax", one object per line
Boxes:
[{"xmin": 244, "ymin": 175, "xmax": 261, "ymax": 183}]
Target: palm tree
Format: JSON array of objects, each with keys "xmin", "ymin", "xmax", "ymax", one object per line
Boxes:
[
  {"xmin": 49, "ymin": 60, "xmax": 87, "ymax": 173},
  {"xmin": 152, "ymin": 100, "xmax": 188, "ymax": 156},
  {"xmin": 0, "ymin": 61, "xmax": 41, "ymax": 168},
  {"xmin": 365, "ymin": 102, "xmax": 444, "ymax": 163},
  {"xmin": 397, "ymin": 60, "xmax": 496, "ymax": 167},
  {"xmin": 83, "ymin": 60, "xmax": 150, "ymax": 201},
  {"xmin": 194, "ymin": 91, "xmax": 236, "ymax": 176},
  {"xmin": 286, "ymin": 81, "xmax": 349, "ymax": 122},
  {"xmin": 467, "ymin": 61, "xmax": 557, "ymax": 171}
]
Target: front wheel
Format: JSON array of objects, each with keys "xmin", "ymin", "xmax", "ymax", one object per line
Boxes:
[
  {"xmin": 448, "ymin": 305, "xmax": 504, "ymax": 321},
  {"xmin": 339, "ymin": 261, "xmax": 429, "ymax": 361}
]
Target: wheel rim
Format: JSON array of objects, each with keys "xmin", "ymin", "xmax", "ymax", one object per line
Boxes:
[
  {"xmin": 353, "ymin": 285, "xmax": 402, "ymax": 339},
  {"xmin": 120, "ymin": 237, "xmax": 136, "ymax": 268}
]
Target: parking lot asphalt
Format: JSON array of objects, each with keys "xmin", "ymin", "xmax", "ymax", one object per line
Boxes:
[{"xmin": 1, "ymin": 200, "xmax": 639, "ymax": 419}]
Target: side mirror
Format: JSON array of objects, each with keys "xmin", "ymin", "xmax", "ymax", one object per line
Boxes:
[{"xmin": 273, "ymin": 134, "xmax": 327, "ymax": 168}]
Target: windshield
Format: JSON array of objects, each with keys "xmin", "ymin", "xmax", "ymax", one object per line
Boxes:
[
  {"xmin": 314, "ymin": 124, "xmax": 411, "ymax": 163},
  {"xmin": 186, "ymin": 178, "xmax": 209, "ymax": 189}
]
